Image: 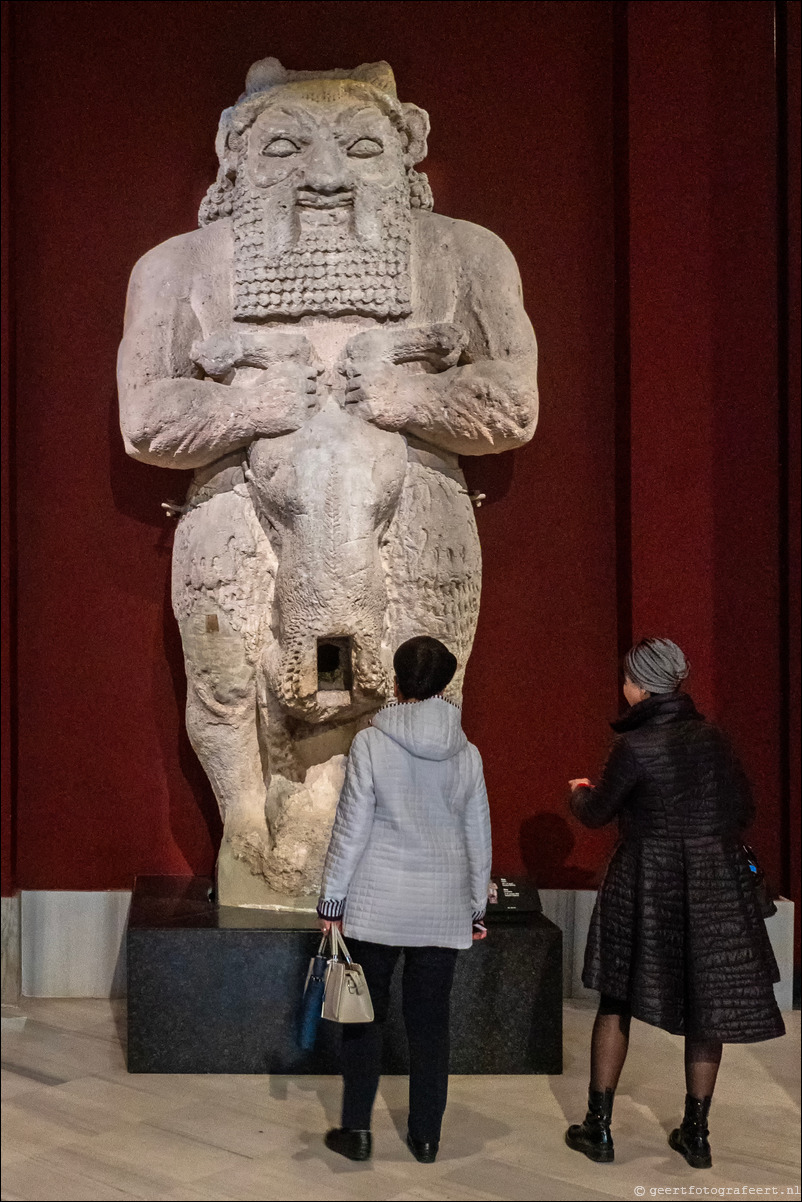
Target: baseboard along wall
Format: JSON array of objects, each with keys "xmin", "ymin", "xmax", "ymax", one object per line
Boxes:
[{"xmin": 2, "ymin": 889, "xmax": 795, "ymax": 1011}]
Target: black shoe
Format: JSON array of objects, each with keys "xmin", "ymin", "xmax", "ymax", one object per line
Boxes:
[
  {"xmin": 406, "ymin": 1132, "xmax": 439, "ymax": 1163},
  {"xmin": 669, "ymin": 1094, "xmax": 712, "ymax": 1169},
  {"xmin": 565, "ymin": 1088, "xmax": 615, "ymax": 1163},
  {"xmin": 324, "ymin": 1127, "xmax": 372, "ymax": 1161}
]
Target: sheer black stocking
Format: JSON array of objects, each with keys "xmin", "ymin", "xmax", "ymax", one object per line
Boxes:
[
  {"xmin": 589, "ymin": 996, "xmax": 632, "ymax": 1093},
  {"xmin": 684, "ymin": 1037, "xmax": 722, "ymax": 1100},
  {"xmin": 588, "ymin": 1001, "xmax": 722, "ymax": 1101}
]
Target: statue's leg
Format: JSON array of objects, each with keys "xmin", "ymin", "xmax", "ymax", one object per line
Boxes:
[
  {"xmin": 382, "ymin": 454, "xmax": 482, "ymax": 701},
  {"xmin": 182, "ymin": 621, "xmax": 266, "ymax": 865},
  {"xmin": 255, "ymin": 684, "xmax": 364, "ymax": 899},
  {"xmin": 172, "ymin": 486, "xmax": 277, "ymax": 874}
]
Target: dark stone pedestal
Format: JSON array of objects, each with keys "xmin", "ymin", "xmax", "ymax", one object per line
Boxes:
[{"xmin": 127, "ymin": 875, "xmax": 562, "ymax": 1074}]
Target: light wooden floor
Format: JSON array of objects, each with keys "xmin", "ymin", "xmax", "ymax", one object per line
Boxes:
[{"xmin": 1, "ymin": 999, "xmax": 799, "ymax": 1201}]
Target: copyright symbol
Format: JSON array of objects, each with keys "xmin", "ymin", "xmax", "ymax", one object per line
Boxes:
[{"xmin": 635, "ymin": 1190, "xmax": 646, "ymax": 1197}]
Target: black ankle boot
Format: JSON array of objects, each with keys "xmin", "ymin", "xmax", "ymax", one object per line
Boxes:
[
  {"xmin": 565, "ymin": 1088, "xmax": 615, "ymax": 1163},
  {"xmin": 406, "ymin": 1132, "xmax": 439, "ymax": 1163},
  {"xmin": 325, "ymin": 1127, "xmax": 372, "ymax": 1161},
  {"xmin": 669, "ymin": 1094, "xmax": 712, "ymax": 1169}
]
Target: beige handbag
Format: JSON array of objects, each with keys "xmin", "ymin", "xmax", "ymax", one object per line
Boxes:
[{"xmin": 322, "ymin": 926, "xmax": 374, "ymax": 1024}]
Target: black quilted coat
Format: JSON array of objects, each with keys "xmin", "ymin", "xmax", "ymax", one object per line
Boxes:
[{"xmin": 571, "ymin": 692, "xmax": 784, "ymax": 1043}]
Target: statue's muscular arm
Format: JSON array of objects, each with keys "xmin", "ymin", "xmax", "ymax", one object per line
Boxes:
[
  {"xmin": 344, "ymin": 222, "xmax": 538, "ymax": 457},
  {"xmin": 117, "ymin": 234, "xmax": 316, "ymax": 470}
]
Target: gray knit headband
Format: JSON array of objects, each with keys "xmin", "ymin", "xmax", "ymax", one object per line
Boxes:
[{"xmin": 625, "ymin": 638, "xmax": 689, "ymax": 695}]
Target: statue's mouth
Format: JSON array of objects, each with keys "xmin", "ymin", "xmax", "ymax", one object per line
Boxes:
[{"xmin": 296, "ymin": 188, "xmax": 354, "ymax": 210}]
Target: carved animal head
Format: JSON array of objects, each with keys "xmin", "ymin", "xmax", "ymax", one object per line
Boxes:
[{"xmin": 246, "ymin": 402, "xmax": 407, "ymax": 722}]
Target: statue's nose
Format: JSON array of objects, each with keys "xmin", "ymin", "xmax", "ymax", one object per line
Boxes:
[{"xmin": 302, "ymin": 141, "xmax": 349, "ymax": 193}]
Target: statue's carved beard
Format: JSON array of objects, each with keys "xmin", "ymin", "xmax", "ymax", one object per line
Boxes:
[{"xmin": 232, "ymin": 177, "xmax": 413, "ymax": 321}]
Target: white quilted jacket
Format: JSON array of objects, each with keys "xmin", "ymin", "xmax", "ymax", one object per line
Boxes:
[{"xmin": 318, "ymin": 697, "xmax": 492, "ymax": 949}]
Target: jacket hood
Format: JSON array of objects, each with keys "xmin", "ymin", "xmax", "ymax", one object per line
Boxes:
[
  {"xmin": 371, "ymin": 697, "xmax": 468, "ymax": 761},
  {"xmin": 611, "ymin": 691, "xmax": 702, "ymax": 733}
]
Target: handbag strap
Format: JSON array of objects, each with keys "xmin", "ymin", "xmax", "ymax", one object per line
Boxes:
[
  {"xmin": 742, "ymin": 843, "xmax": 765, "ymax": 880},
  {"xmin": 330, "ymin": 924, "xmax": 353, "ymax": 964}
]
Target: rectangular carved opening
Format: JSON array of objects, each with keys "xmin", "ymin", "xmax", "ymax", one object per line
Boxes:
[{"xmin": 317, "ymin": 637, "xmax": 353, "ymax": 694}]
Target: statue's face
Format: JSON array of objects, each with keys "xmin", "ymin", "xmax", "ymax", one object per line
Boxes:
[
  {"xmin": 242, "ymin": 87, "xmax": 407, "ymax": 203},
  {"xmin": 230, "ymin": 82, "xmax": 414, "ymax": 320}
]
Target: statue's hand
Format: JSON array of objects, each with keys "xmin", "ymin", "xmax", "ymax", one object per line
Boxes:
[
  {"xmin": 341, "ymin": 323, "xmax": 466, "ymax": 428},
  {"xmin": 341, "ymin": 360, "xmax": 407, "ymax": 428},
  {"xmin": 192, "ymin": 329, "xmax": 322, "ymax": 436},
  {"xmin": 247, "ymin": 359, "xmax": 321, "ymax": 437}
]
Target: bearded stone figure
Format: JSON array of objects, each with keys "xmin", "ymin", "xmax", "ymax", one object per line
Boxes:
[{"xmin": 118, "ymin": 58, "xmax": 538, "ymax": 908}]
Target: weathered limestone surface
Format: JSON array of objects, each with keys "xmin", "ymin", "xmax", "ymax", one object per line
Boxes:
[{"xmin": 118, "ymin": 57, "xmax": 538, "ymax": 907}]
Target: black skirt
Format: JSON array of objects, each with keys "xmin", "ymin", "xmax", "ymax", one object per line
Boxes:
[{"xmin": 582, "ymin": 834, "xmax": 785, "ymax": 1042}]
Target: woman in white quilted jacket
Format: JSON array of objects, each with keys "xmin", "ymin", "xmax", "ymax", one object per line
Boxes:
[{"xmin": 317, "ymin": 636, "xmax": 492, "ymax": 1165}]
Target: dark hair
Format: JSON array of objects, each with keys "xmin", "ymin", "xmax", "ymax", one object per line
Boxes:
[{"xmin": 393, "ymin": 636, "xmax": 457, "ymax": 700}]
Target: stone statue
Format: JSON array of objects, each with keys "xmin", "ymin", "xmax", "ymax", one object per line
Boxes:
[{"xmin": 118, "ymin": 58, "xmax": 538, "ymax": 908}]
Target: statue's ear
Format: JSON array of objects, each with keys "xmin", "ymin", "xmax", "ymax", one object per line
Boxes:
[
  {"xmin": 216, "ymin": 108, "xmax": 245, "ymax": 180},
  {"xmin": 401, "ymin": 103, "xmax": 430, "ymax": 166}
]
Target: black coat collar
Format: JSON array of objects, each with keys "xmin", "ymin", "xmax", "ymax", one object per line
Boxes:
[{"xmin": 611, "ymin": 691, "xmax": 702, "ymax": 733}]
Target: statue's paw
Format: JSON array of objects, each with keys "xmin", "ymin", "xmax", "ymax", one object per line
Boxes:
[
  {"xmin": 342, "ymin": 322, "xmax": 466, "ymax": 371},
  {"xmin": 191, "ymin": 332, "xmax": 244, "ymax": 380}
]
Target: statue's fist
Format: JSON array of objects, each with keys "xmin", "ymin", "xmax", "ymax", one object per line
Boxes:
[
  {"xmin": 341, "ymin": 323, "xmax": 465, "ymax": 428},
  {"xmin": 192, "ymin": 328, "xmax": 322, "ymax": 436},
  {"xmin": 342, "ymin": 359, "xmax": 409, "ymax": 428},
  {"xmin": 248, "ymin": 360, "xmax": 321, "ymax": 437}
]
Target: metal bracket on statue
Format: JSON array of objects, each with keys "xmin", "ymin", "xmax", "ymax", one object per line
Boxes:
[{"xmin": 161, "ymin": 500, "xmax": 189, "ymax": 518}]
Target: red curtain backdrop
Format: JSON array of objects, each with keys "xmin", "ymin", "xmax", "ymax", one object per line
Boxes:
[{"xmin": 2, "ymin": 1, "xmax": 798, "ymax": 960}]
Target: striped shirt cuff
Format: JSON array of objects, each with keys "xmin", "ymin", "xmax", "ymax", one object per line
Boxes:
[
  {"xmin": 472, "ymin": 907, "xmax": 487, "ymax": 923},
  {"xmin": 317, "ymin": 897, "xmax": 345, "ymax": 920}
]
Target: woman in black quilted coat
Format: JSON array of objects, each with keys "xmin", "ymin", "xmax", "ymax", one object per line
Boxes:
[{"xmin": 565, "ymin": 638, "xmax": 784, "ymax": 1170}]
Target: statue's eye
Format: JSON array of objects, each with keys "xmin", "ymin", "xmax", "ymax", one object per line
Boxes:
[
  {"xmin": 347, "ymin": 138, "xmax": 383, "ymax": 158},
  {"xmin": 262, "ymin": 137, "xmax": 301, "ymax": 157}
]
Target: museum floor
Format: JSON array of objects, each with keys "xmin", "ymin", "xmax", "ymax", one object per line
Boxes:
[{"xmin": 1, "ymin": 999, "xmax": 799, "ymax": 1202}]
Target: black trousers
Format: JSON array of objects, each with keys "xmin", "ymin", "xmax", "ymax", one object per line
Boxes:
[{"xmin": 340, "ymin": 939, "xmax": 459, "ymax": 1142}]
